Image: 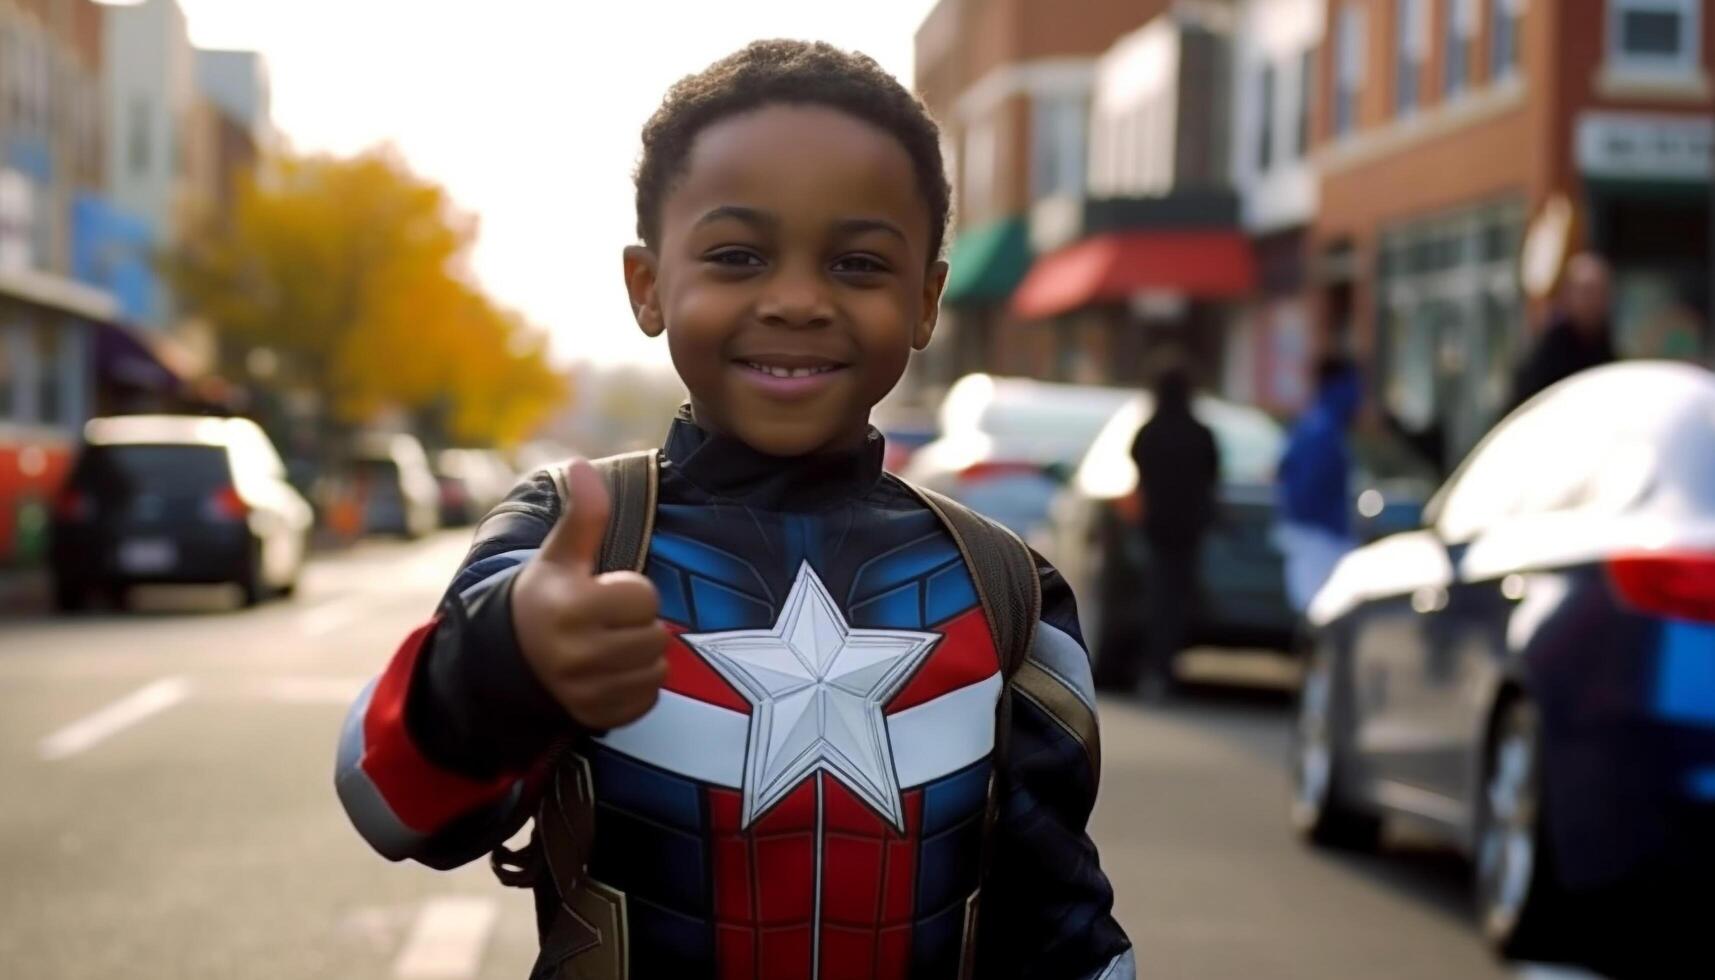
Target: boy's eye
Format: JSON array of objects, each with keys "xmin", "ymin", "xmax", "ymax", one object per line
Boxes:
[
  {"xmin": 706, "ymin": 248, "xmax": 765, "ymax": 268},
  {"xmin": 832, "ymin": 254, "xmax": 890, "ymax": 275}
]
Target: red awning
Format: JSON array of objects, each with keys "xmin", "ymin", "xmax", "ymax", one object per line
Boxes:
[{"xmin": 1010, "ymin": 230, "xmax": 1257, "ymax": 319}]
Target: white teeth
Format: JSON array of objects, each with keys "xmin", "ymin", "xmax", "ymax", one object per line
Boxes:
[{"xmin": 746, "ymin": 362, "xmax": 834, "ymax": 379}]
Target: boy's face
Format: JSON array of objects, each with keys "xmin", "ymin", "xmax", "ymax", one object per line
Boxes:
[{"xmin": 624, "ymin": 104, "xmax": 947, "ymax": 457}]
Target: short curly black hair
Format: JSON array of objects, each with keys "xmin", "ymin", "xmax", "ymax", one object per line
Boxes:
[{"xmin": 635, "ymin": 40, "xmax": 952, "ymax": 263}]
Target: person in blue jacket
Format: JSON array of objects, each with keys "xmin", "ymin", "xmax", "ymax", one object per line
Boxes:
[{"xmin": 1275, "ymin": 356, "xmax": 1362, "ymax": 615}]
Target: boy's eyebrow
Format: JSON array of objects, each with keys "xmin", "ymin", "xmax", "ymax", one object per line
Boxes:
[
  {"xmin": 833, "ymin": 217, "xmax": 908, "ymax": 244},
  {"xmin": 695, "ymin": 205, "xmax": 777, "ymax": 231},
  {"xmin": 694, "ymin": 207, "xmax": 907, "ymax": 245}
]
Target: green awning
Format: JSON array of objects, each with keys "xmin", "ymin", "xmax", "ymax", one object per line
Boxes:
[{"xmin": 942, "ymin": 217, "xmax": 1032, "ymax": 306}]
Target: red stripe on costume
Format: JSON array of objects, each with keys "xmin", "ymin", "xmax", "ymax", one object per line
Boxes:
[
  {"xmin": 820, "ymin": 782, "xmax": 920, "ymax": 980},
  {"xmin": 663, "ymin": 626, "xmax": 750, "ymax": 713},
  {"xmin": 820, "ymin": 926, "xmax": 878, "ymax": 980},
  {"xmin": 887, "ymin": 608, "xmax": 999, "ymax": 712},
  {"xmin": 360, "ymin": 618, "xmax": 520, "ymax": 833},
  {"xmin": 759, "ymin": 925, "xmax": 812, "ymax": 978}
]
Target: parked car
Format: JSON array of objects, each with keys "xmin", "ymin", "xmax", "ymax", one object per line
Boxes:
[
  {"xmin": 49, "ymin": 415, "xmax": 313, "ymax": 609},
  {"xmin": 902, "ymin": 375, "xmax": 1135, "ymax": 541},
  {"xmin": 1047, "ymin": 394, "xmax": 1429, "ymax": 677},
  {"xmin": 434, "ymin": 448, "xmax": 515, "ymax": 526},
  {"xmin": 1290, "ymin": 362, "xmax": 1715, "ymax": 960},
  {"xmin": 351, "ymin": 433, "xmax": 440, "ymax": 539}
]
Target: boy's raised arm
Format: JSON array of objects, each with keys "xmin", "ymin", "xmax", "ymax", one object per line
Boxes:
[
  {"xmin": 976, "ymin": 556, "xmax": 1136, "ymax": 979},
  {"xmin": 333, "ymin": 469, "xmax": 574, "ymax": 869}
]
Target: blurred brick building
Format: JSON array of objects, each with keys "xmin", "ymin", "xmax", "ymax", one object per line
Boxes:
[
  {"xmin": 905, "ymin": 0, "xmax": 1179, "ymax": 412},
  {"xmin": 0, "ymin": 0, "xmax": 270, "ymax": 568},
  {"xmin": 1310, "ymin": 0, "xmax": 1713, "ymax": 466}
]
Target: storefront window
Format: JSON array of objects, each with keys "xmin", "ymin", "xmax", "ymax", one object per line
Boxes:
[
  {"xmin": 0, "ymin": 322, "xmax": 14, "ymax": 422},
  {"xmin": 34, "ymin": 321, "xmax": 58, "ymax": 425},
  {"xmin": 1379, "ymin": 203, "xmax": 1526, "ymax": 464}
]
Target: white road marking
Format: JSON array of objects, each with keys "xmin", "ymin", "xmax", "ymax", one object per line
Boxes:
[
  {"xmin": 38, "ymin": 677, "xmax": 192, "ymax": 760},
  {"xmin": 392, "ymin": 895, "xmax": 498, "ymax": 979},
  {"xmin": 256, "ymin": 675, "xmax": 368, "ymax": 705},
  {"xmin": 298, "ymin": 595, "xmax": 373, "ymax": 637}
]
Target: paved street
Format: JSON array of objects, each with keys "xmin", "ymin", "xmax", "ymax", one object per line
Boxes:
[{"xmin": 0, "ymin": 532, "xmax": 1595, "ymax": 979}]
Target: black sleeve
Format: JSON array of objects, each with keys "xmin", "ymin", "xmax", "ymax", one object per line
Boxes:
[
  {"xmin": 406, "ymin": 469, "xmax": 575, "ymax": 779},
  {"xmin": 334, "ymin": 469, "xmax": 580, "ymax": 867},
  {"xmin": 975, "ymin": 557, "xmax": 1135, "ymax": 979}
]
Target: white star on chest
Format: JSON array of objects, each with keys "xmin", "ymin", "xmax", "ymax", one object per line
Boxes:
[{"xmin": 682, "ymin": 562, "xmax": 940, "ymax": 831}]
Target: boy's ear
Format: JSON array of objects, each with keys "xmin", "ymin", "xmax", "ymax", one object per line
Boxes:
[
  {"xmin": 623, "ymin": 245, "xmax": 665, "ymax": 338},
  {"xmin": 913, "ymin": 260, "xmax": 950, "ymax": 351}
]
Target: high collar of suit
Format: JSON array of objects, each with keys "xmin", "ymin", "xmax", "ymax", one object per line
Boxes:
[{"xmin": 661, "ymin": 406, "xmax": 886, "ymax": 511}]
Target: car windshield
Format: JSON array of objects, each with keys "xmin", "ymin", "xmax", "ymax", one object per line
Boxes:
[
  {"xmin": 77, "ymin": 444, "xmax": 231, "ymax": 498},
  {"xmin": 977, "ymin": 397, "xmax": 1128, "ymax": 446},
  {"xmin": 1193, "ymin": 399, "xmax": 1286, "ymax": 484}
]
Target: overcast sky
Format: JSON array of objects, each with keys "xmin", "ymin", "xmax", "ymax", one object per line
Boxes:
[{"xmin": 174, "ymin": 0, "xmax": 940, "ymax": 370}]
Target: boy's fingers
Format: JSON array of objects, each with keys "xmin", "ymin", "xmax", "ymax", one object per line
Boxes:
[
  {"xmin": 589, "ymin": 572, "xmax": 661, "ymax": 627},
  {"xmin": 537, "ymin": 458, "xmax": 610, "ymax": 576},
  {"xmin": 552, "ymin": 623, "xmax": 668, "ymax": 675}
]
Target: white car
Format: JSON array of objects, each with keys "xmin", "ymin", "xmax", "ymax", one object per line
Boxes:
[{"xmin": 902, "ymin": 374, "xmax": 1135, "ymax": 542}]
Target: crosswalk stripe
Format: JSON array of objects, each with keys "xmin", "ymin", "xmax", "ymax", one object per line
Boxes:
[{"xmin": 38, "ymin": 677, "xmax": 191, "ymax": 760}]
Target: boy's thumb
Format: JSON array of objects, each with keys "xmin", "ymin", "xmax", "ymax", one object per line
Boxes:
[{"xmin": 538, "ymin": 457, "xmax": 610, "ymax": 575}]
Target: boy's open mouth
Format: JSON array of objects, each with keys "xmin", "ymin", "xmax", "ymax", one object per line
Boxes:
[
  {"xmin": 741, "ymin": 361, "xmax": 843, "ymax": 379},
  {"xmin": 732, "ymin": 355, "xmax": 850, "ymax": 399},
  {"xmin": 734, "ymin": 355, "xmax": 849, "ymax": 379}
]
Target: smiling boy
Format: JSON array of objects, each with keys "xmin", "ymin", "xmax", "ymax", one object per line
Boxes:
[{"xmin": 336, "ymin": 41, "xmax": 1133, "ymax": 980}]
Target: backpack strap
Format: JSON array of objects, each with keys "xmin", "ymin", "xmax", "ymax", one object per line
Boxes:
[
  {"xmin": 492, "ymin": 451, "xmax": 659, "ymax": 924},
  {"xmin": 591, "ymin": 450, "xmax": 658, "ymax": 574},
  {"xmin": 903, "ymin": 484, "xmax": 1041, "ymax": 679},
  {"xmin": 899, "ymin": 480, "xmax": 1044, "ymax": 980}
]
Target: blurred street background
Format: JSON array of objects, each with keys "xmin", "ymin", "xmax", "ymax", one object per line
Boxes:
[{"xmin": 3, "ymin": 0, "xmax": 1712, "ymax": 978}]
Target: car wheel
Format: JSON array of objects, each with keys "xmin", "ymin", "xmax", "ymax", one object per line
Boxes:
[
  {"xmin": 1477, "ymin": 697, "xmax": 1567, "ymax": 960},
  {"xmin": 239, "ymin": 539, "xmax": 267, "ymax": 608},
  {"xmin": 1091, "ymin": 518, "xmax": 1146, "ymax": 692},
  {"xmin": 1291, "ymin": 637, "xmax": 1382, "ymax": 850},
  {"xmin": 53, "ymin": 578, "xmax": 89, "ymax": 614}
]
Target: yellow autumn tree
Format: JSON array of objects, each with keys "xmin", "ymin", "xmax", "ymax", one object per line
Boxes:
[{"xmin": 171, "ymin": 146, "xmax": 565, "ymax": 446}]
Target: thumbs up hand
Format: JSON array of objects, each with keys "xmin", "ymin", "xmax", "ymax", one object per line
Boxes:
[{"xmin": 512, "ymin": 458, "xmax": 668, "ymax": 731}]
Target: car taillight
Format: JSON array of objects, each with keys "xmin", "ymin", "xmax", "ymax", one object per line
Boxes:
[
  {"xmin": 206, "ymin": 485, "xmax": 249, "ymax": 522},
  {"xmin": 54, "ymin": 489, "xmax": 94, "ymax": 522},
  {"xmin": 1606, "ymin": 554, "xmax": 1715, "ymax": 624},
  {"xmin": 958, "ymin": 461, "xmax": 1042, "ymax": 483}
]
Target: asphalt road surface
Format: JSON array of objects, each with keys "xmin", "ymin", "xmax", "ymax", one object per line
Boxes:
[{"xmin": 0, "ymin": 532, "xmax": 1605, "ymax": 979}]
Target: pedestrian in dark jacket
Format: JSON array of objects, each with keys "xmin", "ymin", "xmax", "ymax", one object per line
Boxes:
[
  {"xmin": 1510, "ymin": 253, "xmax": 1616, "ymax": 410},
  {"xmin": 1126, "ymin": 359, "xmax": 1219, "ymax": 698}
]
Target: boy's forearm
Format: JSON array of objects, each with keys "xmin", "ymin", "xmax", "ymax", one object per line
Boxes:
[{"xmin": 336, "ymin": 481, "xmax": 573, "ymax": 863}]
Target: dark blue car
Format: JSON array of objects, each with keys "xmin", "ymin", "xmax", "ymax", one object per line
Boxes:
[{"xmin": 1290, "ymin": 363, "xmax": 1715, "ymax": 961}]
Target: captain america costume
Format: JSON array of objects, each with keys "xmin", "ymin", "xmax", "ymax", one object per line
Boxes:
[{"xmin": 336, "ymin": 411, "xmax": 1135, "ymax": 979}]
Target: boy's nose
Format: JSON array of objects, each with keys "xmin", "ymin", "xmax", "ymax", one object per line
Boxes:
[{"xmin": 757, "ymin": 265, "xmax": 834, "ymax": 329}]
